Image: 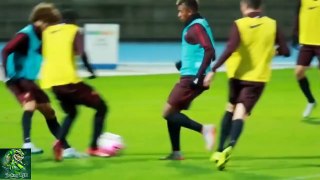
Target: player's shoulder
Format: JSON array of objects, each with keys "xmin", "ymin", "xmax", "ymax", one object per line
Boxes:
[{"xmin": 18, "ymin": 24, "xmax": 34, "ymax": 34}]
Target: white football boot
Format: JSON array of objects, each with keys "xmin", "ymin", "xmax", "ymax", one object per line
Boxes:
[
  {"xmin": 202, "ymin": 124, "xmax": 216, "ymax": 151},
  {"xmin": 22, "ymin": 142, "xmax": 44, "ymax": 154},
  {"xmin": 303, "ymin": 102, "xmax": 316, "ymax": 118}
]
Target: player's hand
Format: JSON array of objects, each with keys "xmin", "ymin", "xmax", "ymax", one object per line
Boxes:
[
  {"xmin": 175, "ymin": 61, "xmax": 182, "ymax": 71},
  {"xmin": 203, "ymin": 72, "xmax": 215, "ymax": 88}
]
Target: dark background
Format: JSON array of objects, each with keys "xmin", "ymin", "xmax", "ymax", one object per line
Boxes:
[{"xmin": 0, "ymin": 0, "xmax": 296, "ymax": 41}]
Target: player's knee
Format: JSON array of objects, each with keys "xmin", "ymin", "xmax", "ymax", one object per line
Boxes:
[
  {"xmin": 163, "ymin": 112, "xmax": 176, "ymax": 122},
  {"xmin": 45, "ymin": 108, "xmax": 56, "ymax": 119},
  {"xmin": 162, "ymin": 112, "xmax": 168, "ymax": 119},
  {"xmin": 23, "ymin": 101, "xmax": 36, "ymax": 111},
  {"xmin": 226, "ymin": 103, "xmax": 235, "ymax": 112},
  {"xmin": 163, "ymin": 111, "xmax": 172, "ymax": 119},
  {"xmin": 295, "ymin": 68, "xmax": 305, "ymax": 79},
  {"xmin": 67, "ymin": 108, "xmax": 77, "ymax": 119},
  {"xmin": 162, "ymin": 104, "xmax": 177, "ymax": 119}
]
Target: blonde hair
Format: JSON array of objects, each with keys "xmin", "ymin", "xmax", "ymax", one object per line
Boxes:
[{"xmin": 29, "ymin": 2, "xmax": 61, "ymax": 24}]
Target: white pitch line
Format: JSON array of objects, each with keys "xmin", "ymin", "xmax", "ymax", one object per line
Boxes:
[{"xmin": 283, "ymin": 174, "xmax": 320, "ymax": 180}]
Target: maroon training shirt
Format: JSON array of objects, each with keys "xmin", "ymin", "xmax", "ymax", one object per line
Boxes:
[
  {"xmin": 1, "ymin": 25, "xmax": 94, "ymax": 77},
  {"xmin": 183, "ymin": 13, "xmax": 216, "ymax": 80},
  {"xmin": 212, "ymin": 12, "xmax": 290, "ymax": 72}
]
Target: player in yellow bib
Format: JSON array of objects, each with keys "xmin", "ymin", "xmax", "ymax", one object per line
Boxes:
[
  {"xmin": 293, "ymin": 0, "xmax": 320, "ymax": 118},
  {"xmin": 40, "ymin": 9, "xmax": 109, "ymax": 161},
  {"xmin": 203, "ymin": 0, "xmax": 290, "ymax": 170}
]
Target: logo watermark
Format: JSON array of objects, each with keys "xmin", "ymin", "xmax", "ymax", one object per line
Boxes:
[{"xmin": 0, "ymin": 149, "xmax": 31, "ymax": 179}]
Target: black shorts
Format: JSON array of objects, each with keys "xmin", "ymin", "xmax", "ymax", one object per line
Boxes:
[
  {"xmin": 6, "ymin": 79, "xmax": 50, "ymax": 104},
  {"xmin": 296, "ymin": 45, "xmax": 320, "ymax": 66},
  {"xmin": 52, "ymin": 82, "xmax": 103, "ymax": 108},
  {"xmin": 229, "ymin": 78, "xmax": 265, "ymax": 114},
  {"xmin": 167, "ymin": 76, "xmax": 207, "ymax": 110}
]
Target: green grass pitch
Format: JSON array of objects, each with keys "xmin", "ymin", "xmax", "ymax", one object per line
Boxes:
[{"xmin": 0, "ymin": 68, "xmax": 319, "ymax": 180}]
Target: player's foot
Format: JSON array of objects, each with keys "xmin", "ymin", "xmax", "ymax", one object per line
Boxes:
[
  {"xmin": 216, "ymin": 146, "xmax": 232, "ymax": 171},
  {"xmin": 160, "ymin": 152, "xmax": 184, "ymax": 160},
  {"xmin": 63, "ymin": 148, "xmax": 88, "ymax": 159},
  {"xmin": 87, "ymin": 148, "xmax": 110, "ymax": 157},
  {"xmin": 303, "ymin": 102, "xmax": 316, "ymax": 118},
  {"xmin": 202, "ymin": 124, "xmax": 216, "ymax": 151},
  {"xmin": 22, "ymin": 142, "xmax": 44, "ymax": 154},
  {"xmin": 53, "ymin": 140, "xmax": 63, "ymax": 161},
  {"xmin": 209, "ymin": 151, "xmax": 222, "ymax": 162}
]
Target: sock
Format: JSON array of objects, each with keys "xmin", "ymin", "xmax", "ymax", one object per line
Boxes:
[
  {"xmin": 58, "ymin": 104, "xmax": 77, "ymax": 144},
  {"xmin": 90, "ymin": 102, "xmax": 107, "ymax": 148},
  {"xmin": 166, "ymin": 112, "xmax": 202, "ymax": 133},
  {"xmin": 229, "ymin": 119, "xmax": 244, "ymax": 147},
  {"xmin": 58, "ymin": 115, "xmax": 76, "ymax": 141},
  {"xmin": 45, "ymin": 117, "xmax": 71, "ymax": 149},
  {"xmin": 22, "ymin": 111, "xmax": 34, "ymax": 143},
  {"xmin": 167, "ymin": 121, "xmax": 181, "ymax": 151},
  {"xmin": 299, "ymin": 77, "xmax": 316, "ymax": 103},
  {"xmin": 218, "ymin": 111, "xmax": 233, "ymax": 152}
]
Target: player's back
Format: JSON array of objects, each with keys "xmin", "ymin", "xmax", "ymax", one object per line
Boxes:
[
  {"xmin": 299, "ymin": 0, "xmax": 320, "ymax": 45},
  {"xmin": 41, "ymin": 24, "xmax": 81, "ymax": 89},
  {"xmin": 226, "ymin": 16, "xmax": 276, "ymax": 82},
  {"xmin": 6, "ymin": 25, "xmax": 42, "ymax": 80}
]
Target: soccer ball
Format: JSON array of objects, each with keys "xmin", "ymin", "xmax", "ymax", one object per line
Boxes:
[{"xmin": 97, "ymin": 132, "xmax": 125, "ymax": 156}]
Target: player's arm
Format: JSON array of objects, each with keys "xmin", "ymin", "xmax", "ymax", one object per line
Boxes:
[
  {"xmin": 276, "ymin": 24, "xmax": 290, "ymax": 57},
  {"xmin": 186, "ymin": 23, "xmax": 215, "ymax": 87},
  {"xmin": 74, "ymin": 30, "xmax": 96, "ymax": 78},
  {"xmin": 1, "ymin": 33, "xmax": 29, "ymax": 79},
  {"xmin": 203, "ymin": 23, "xmax": 240, "ymax": 87},
  {"xmin": 212, "ymin": 22, "xmax": 240, "ymax": 72},
  {"xmin": 292, "ymin": 0, "xmax": 301, "ymax": 47}
]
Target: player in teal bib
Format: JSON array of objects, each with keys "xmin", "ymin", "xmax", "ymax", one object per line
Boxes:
[
  {"xmin": 1, "ymin": 3, "xmax": 77, "ymax": 157},
  {"xmin": 5, "ymin": 25, "xmax": 42, "ymax": 80},
  {"xmin": 180, "ymin": 18, "xmax": 215, "ymax": 76},
  {"xmin": 161, "ymin": 0, "xmax": 216, "ymax": 160}
]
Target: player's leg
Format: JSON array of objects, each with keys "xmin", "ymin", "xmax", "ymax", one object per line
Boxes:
[
  {"xmin": 210, "ymin": 103, "xmax": 234, "ymax": 162},
  {"xmin": 163, "ymin": 104, "xmax": 203, "ymax": 136},
  {"xmin": 6, "ymin": 80, "xmax": 43, "ymax": 154},
  {"xmin": 228, "ymin": 103, "xmax": 247, "ymax": 148},
  {"xmin": 216, "ymin": 82, "xmax": 265, "ymax": 170},
  {"xmin": 53, "ymin": 101, "xmax": 78, "ymax": 161},
  {"xmin": 37, "ymin": 102, "xmax": 83, "ymax": 158},
  {"xmin": 41, "ymin": 101, "xmax": 85, "ymax": 159},
  {"xmin": 229, "ymin": 84, "xmax": 264, "ymax": 147},
  {"xmin": 21, "ymin": 100, "xmax": 44, "ymax": 154},
  {"xmin": 88, "ymin": 99, "xmax": 108, "ymax": 153},
  {"xmin": 51, "ymin": 85, "xmax": 79, "ymax": 161},
  {"xmin": 216, "ymin": 102, "xmax": 246, "ymax": 170},
  {"xmin": 217, "ymin": 79, "xmax": 239, "ymax": 152},
  {"xmin": 161, "ymin": 103, "xmax": 183, "ymax": 160},
  {"xmin": 32, "ymin": 84, "xmax": 72, "ymax": 150},
  {"xmin": 162, "ymin": 77, "xmax": 215, "ymax": 159},
  {"xmin": 69, "ymin": 82, "xmax": 109, "ymax": 157},
  {"xmin": 295, "ymin": 45, "xmax": 316, "ymax": 117}
]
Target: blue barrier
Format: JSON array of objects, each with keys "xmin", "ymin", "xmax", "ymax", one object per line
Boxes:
[{"xmin": 0, "ymin": 42, "xmax": 299, "ymax": 65}]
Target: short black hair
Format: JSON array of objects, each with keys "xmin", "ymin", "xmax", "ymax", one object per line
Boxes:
[
  {"xmin": 61, "ymin": 9, "xmax": 79, "ymax": 23},
  {"xmin": 176, "ymin": 0, "xmax": 198, "ymax": 12},
  {"xmin": 241, "ymin": 0, "xmax": 262, "ymax": 9}
]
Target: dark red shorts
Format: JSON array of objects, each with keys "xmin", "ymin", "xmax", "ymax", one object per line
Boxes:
[
  {"xmin": 297, "ymin": 45, "xmax": 320, "ymax": 66},
  {"xmin": 52, "ymin": 82, "xmax": 103, "ymax": 108},
  {"xmin": 229, "ymin": 78, "xmax": 265, "ymax": 114},
  {"xmin": 6, "ymin": 79, "xmax": 50, "ymax": 104},
  {"xmin": 167, "ymin": 76, "xmax": 206, "ymax": 110}
]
